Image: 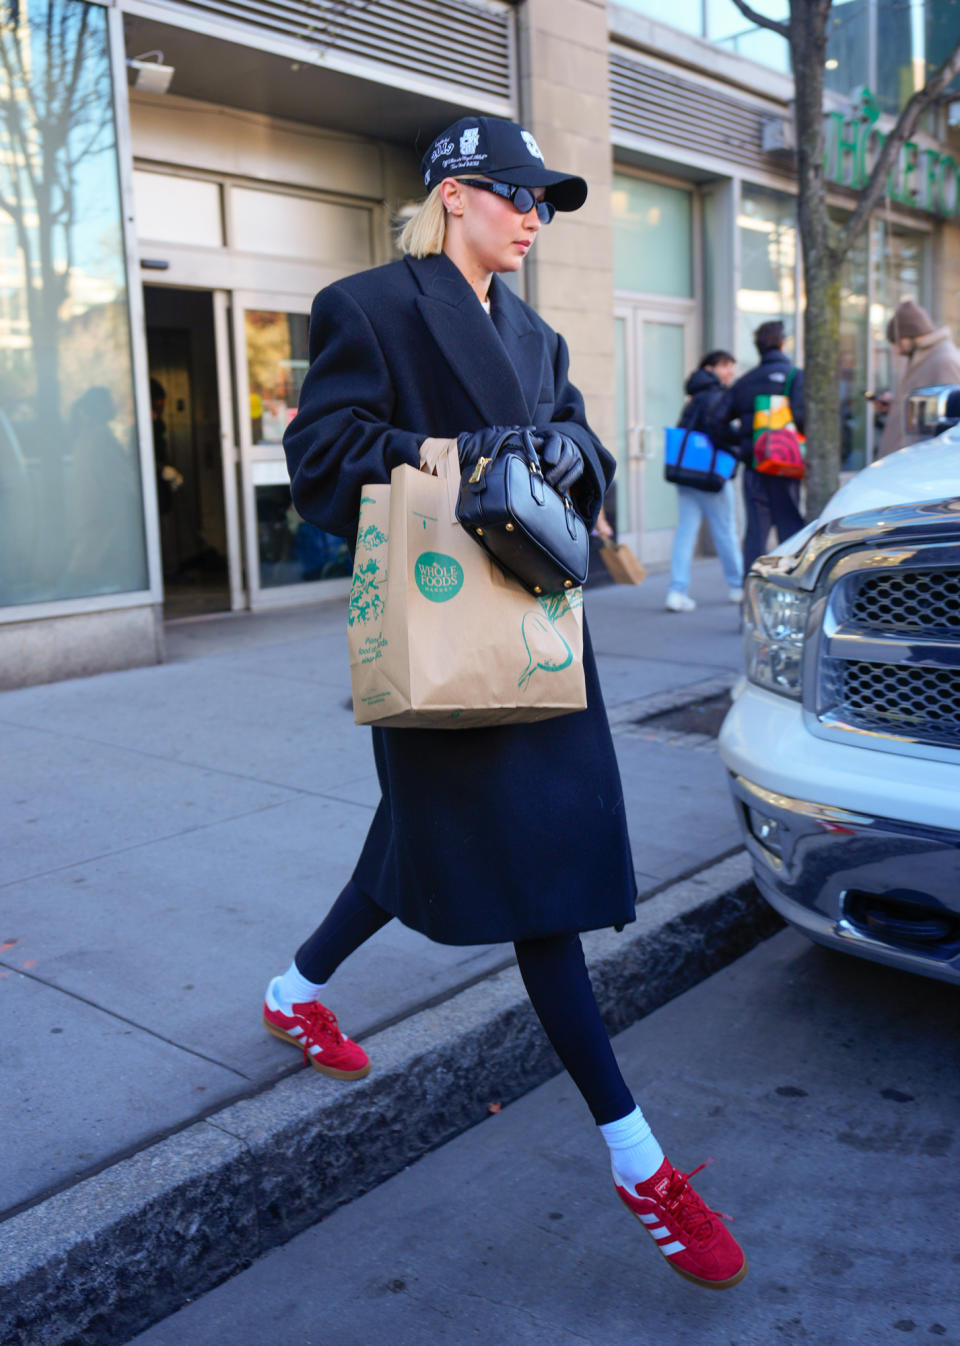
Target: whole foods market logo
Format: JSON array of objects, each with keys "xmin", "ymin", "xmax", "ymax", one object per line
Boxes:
[{"xmin": 414, "ymin": 552, "xmax": 463, "ymax": 602}]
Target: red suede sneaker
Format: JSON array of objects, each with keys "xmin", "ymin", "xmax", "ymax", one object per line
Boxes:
[
  {"xmin": 263, "ymin": 978, "xmax": 370, "ymax": 1079},
  {"xmin": 615, "ymin": 1157, "xmax": 747, "ymax": 1289}
]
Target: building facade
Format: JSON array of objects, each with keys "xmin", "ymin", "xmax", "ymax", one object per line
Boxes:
[{"xmin": 1, "ymin": 0, "xmax": 958, "ymax": 685}]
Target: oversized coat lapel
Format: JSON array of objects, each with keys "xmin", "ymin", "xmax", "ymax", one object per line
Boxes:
[
  {"xmin": 489, "ymin": 277, "xmax": 545, "ymax": 422},
  {"xmin": 408, "ymin": 254, "xmax": 535, "ymax": 426}
]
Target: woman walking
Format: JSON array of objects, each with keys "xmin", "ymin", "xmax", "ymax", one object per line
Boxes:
[
  {"xmin": 665, "ymin": 351, "xmax": 744, "ymax": 613},
  {"xmin": 268, "ymin": 115, "xmax": 746, "ymax": 1291}
]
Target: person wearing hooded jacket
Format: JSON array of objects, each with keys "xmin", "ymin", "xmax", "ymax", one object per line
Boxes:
[
  {"xmin": 876, "ymin": 300, "xmax": 960, "ymax": 458},
  {"xmin": 709, "ymin": 321, "xmax": 805, "ymax": 576},
  {"xmin": 261, "ymin": 114, "xmax": 747, "ymax": 1292},
  {"xmin": 665, "ymin": 350, "xmax": 743, "ymax": 613}
]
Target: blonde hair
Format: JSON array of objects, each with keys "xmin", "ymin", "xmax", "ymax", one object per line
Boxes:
[{"xmin": 399, "ymin": 184, "xmax": 448, "ymax": 257}]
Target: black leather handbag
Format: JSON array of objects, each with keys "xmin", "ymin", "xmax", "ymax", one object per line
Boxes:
[{"xmin": 456, "ymin": 428, "xmax": 590, "ymax": 596}]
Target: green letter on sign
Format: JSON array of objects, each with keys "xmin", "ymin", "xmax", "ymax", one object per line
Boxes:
[{"xmin": 415, "ymin": 552, "xmax": 464, "ymax": 602}]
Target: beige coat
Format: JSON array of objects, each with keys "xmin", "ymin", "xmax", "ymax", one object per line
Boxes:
[{"xmin": 877, "ymin": 327, "xmax": 960, "ymax": 457}]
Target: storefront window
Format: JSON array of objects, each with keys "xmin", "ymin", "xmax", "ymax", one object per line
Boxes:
[
  {"xmin": 0, "ymin": 0, "xmax": 147, "ymax": 607},
  {"xmin": 736, "ymin": 185, "xmax": 798, "ymax": 363},
  {"xmin": 612, "ymin": 174, "xmax": 693, "ymax": 297},
  {"xmin": 870, "ymin": 219, "xmax": 931, "ymax": 433}
]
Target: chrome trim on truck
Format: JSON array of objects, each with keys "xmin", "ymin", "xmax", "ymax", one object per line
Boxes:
[{"xmin": 729, "ymin": 774, "xmax": 960, "ymax": 985}]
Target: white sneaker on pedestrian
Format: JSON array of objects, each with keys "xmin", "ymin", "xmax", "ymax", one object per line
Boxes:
[
  {"xmin": 665, "ymin": 591, "xmax": 696, "ymax": 612},
  {"xmin": 728, "ymin": 587, "xmax": 744, "ymax": 603}
]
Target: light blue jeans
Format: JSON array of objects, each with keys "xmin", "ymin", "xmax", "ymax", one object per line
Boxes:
[{"xmin": 668, "ymin": 481, "xmax": 743, "ymax": 595}]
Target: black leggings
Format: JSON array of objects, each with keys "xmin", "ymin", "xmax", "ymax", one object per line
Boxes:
[{"xmin": 296, "ymin": 879, "xmax": 635, "ymax": 1126}]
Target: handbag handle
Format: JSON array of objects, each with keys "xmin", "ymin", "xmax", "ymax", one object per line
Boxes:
[{"xmin": 465, "ymin": 428, "xmax": 555, "ymax": 508}]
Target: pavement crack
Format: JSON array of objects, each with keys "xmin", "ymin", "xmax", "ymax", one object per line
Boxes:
[
  {"xmin": 0, "ymin": 961, "xmax": 251, "ymax": 1080},
  {"xmin": 0, "ymin": 798, "xmax": 296, "ymax": 890}
]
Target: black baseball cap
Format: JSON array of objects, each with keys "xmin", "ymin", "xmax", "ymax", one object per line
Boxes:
[{"xmin": 420, "ymin": 116, "xmax": 587, "ymax": 212}]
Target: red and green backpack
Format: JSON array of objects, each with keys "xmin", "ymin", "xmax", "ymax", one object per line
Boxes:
[{"xmin": 752, "ymin": 369, "xmax": 806, "ymax": 479}]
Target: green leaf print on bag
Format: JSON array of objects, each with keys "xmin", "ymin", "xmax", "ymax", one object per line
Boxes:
[
  {"xmin": 357, "ymin": 523, "xmax": 387, "ymax": 550},
  {"xmin": 348, "ymin": 557, "xmax": 385, "ymax": 627}
]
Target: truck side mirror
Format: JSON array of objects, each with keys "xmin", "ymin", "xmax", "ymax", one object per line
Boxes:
[{"xmin": 905, "ymin": 385, "xmax": 960, "ymax": 437}]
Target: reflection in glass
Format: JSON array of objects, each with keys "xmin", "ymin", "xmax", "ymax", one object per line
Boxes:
[
  {"xmin": 706, "ymin": 0, "xmax": 790, "ymax": 71},
  {"xmin": 245, "ymin": 311, "xmax": 310, "ymax": 444},
  {"xmin": 611, "ymin": 174, "xmax": 693, "ymax": 298},
  {"xmin": 642, "ymin": 320, "xmax": 682, "ymax": 533},
  {"xmin": 612, "ymin": 0, "xmax": 701, "ymax": 36},
  {"xmin": 824, "ymin": 0, "xmax": 870, "ymax": 100},
  {"xmin": 613, "ymin": 316, "xmax": 629, "ymax": 535},
  {"xmin": 736, "ymin": 185, "xmax": 797, "ymax": 364},
  {"xmin": 832, "ymin": 209, "xmax": 869, "ymax": 470},
  {"xmin": 255, "ymin": 483, "xmax": 351, "ymax": 588},
  {"xmin": 870, "ymin": 220, "xmax": 930, "ymax": 453},
  {"xmin": 0, "ymin": 0, "xmax": 147, "ymax": 606}
]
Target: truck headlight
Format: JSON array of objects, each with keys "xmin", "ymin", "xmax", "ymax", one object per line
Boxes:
[{"xmin": 743, "ymin": 576, "xmax": 810, "ymax": 699}]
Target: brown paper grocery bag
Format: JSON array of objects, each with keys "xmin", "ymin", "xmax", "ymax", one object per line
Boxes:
[
  {"xmin": 599, "ymin": 540, "xmax": 646, "ymax": 586},
  {"xmin": 347, "ymin": 449, "xmax": 586, "ymax": 728}
]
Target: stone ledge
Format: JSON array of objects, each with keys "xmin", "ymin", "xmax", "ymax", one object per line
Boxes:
[{"xmin": 0, "ymin": 853, "xmax": 779, "ymax": 1346}]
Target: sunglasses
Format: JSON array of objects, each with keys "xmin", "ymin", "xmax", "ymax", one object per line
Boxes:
[{"xmin": 459, "ymin": 179, "xmax": 556, "ymax": 224}]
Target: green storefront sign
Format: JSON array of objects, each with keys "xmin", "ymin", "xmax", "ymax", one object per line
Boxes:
[{"xmin": 824, "ymin": 86, "xmax": 959, "ymax": 218}]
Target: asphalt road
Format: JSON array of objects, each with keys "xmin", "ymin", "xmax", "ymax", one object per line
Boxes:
[{"xmin": 131, "ymin": 928, "xmax": 960, "ymax": 1346}]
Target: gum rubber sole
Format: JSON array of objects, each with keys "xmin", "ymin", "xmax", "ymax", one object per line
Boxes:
[
  {"xmin": 624, "ymin": 1207, "xmax": 748, "ymax": 1290},
  {"xmin": 263, "ymin": 1016, "xmax": 371, "ymax": 1079}
]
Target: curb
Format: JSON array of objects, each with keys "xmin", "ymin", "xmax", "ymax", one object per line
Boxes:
[{"xmin": 0, "ymin": 853, "xmax": 781, "ymax": 1346}]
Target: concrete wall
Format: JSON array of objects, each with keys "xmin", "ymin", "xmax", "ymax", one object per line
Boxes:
[
  {"xmin": 0, "ymin": 607, "xmax": 165, "ymax": 691},
  {"xmin": 516, "ymin": 0, "xmax": 615, "ymax": 450}
]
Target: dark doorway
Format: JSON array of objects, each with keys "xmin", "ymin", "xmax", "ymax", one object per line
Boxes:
[{"xmin": 144, "ymin": 287, "xmax": 230, "ymax": 619}]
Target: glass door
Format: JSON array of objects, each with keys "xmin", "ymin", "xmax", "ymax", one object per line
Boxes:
[
  {"xmin": 232, "ymin": 291, "xmax": 353, "ymax": 609},
  {"xmin": 614, "ymin": 302, "xmax": 697, "ymax": 564}
]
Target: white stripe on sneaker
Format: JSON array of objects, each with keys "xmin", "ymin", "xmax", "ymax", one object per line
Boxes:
[
  {"xmin": 637, "ymin": 1213, "xmax": 659, "ymax": 1225},
  {"xmin": 649, "ymin": 1226, "xmax": 671, "ymax": 1239},
  {"xmin": 660, "ymin": 1240, "xmax": 686, "ymax": 1257}
]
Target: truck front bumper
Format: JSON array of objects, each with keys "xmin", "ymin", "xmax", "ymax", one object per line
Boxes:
[{"xmin": 727, "ymin": 771, "xmax": 960, "ymax": 984}]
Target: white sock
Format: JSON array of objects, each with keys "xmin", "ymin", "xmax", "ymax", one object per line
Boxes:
[
  {"xmin": 599, "ymin": 1104, "xmax": 665, "ymax": 1188},
  {"xmin": 273, "ymin": 960, "xmax": 327, "ymax": 1008}
]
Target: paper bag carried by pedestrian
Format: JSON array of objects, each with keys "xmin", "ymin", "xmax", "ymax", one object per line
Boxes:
[
  {"xmin": 348, "ymin": 438, "xmax": 586, "ymax": 728},
  {"xmin": 598, "ymin": 540, "xmax": 646, "ymax": 586}
]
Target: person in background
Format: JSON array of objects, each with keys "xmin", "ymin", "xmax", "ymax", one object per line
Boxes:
[
  {"xmin": 665, "ymin": 350, "xmax": 743, "ymax": 613},
  {"xmin": 710, "ymin": 321, "xmax": 805, "ymax": 576},
  {"xmin": 876, "ymin": 301, "xmax": 960, "ymax": 458}
]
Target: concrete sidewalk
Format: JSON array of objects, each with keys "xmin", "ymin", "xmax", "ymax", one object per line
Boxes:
[{"xmin": 0, "ymin": 561, "xmax": 770, "ymax": 1344}]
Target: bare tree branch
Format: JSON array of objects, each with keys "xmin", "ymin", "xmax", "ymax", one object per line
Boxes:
[
  {"xmin": 727, "ymin": 0, "xmax": 789, "ymax": 40},
  {"xmin": 843, "ymin": 39, "xmax": 960, "ymax": 248}
]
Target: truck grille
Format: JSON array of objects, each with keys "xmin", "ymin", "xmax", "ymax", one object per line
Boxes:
[
  {"xmin": 815, "ymin": 558, "xmax": 960, "ymax": 752},
  {"xmin": 850, "ymin": 568, "xmax": 960, "ymax": 633},
  {"xmin": 820, "ymin": 658, "xmax": 960, "ymax": 744}
]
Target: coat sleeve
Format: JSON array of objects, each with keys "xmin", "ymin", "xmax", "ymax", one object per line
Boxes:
[
  {"xmin": 542, "ymin": 330, "xmax": 614, "ymax": 528},
  {"xmin": 283, "ymin": 284, "xmax": 422, "ymax": 539},
  {"xmin": 706, "ymin": 386, "xmax": 746, "ymax": 459}
]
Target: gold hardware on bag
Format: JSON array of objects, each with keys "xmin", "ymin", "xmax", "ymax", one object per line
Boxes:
[
  {"xmin": 563, "ymin": 580, "xmax": 573, "ymax": 588},
  {"xmin": 468, "ymin": 457, "xmax": 490, "ymax": 484},
  {"xmin": 533, "ymin": 585, "xmax": 542, "ymax": 594},
  {"xmin": 476, "ymin": 527, "xmax": 484, "ymax": 536},
  {"xmin": 505, "ymin": 522, "xmax": 515, "ymax": 532}
]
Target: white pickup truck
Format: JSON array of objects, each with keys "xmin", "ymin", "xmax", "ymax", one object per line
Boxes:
[{"xmin": 719, "ymin": 388, "xmax": 960, "ymax": 985}]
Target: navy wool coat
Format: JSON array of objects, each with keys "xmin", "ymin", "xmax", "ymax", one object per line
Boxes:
[{"xmin": 284, "ymin": 251, "xmax": 637, "ymax": 945}]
